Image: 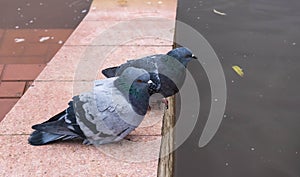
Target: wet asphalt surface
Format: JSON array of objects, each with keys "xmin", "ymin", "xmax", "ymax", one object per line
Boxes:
[{"xmin": 174, "ymin": 0, "xmax": 300, "ymax": 176}]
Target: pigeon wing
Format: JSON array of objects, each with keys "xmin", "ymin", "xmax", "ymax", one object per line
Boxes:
[{"xmin": 73, "ymin": 78, "xmax": 141, "ymax": 145}]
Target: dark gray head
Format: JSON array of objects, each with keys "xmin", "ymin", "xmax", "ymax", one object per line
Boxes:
[
  {"xmin": 114, "ymin": 67, "xmax": 158, "ymax": 115},
  {"xmin": 166, "ymin": 47, "xmax": 197, "ymax": 67}
]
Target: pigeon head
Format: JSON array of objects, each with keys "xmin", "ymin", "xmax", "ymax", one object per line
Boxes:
[
  {"xmin": 166, "ymin": 47, "xmax": 197, "ymax": 67},
  {"xmin": 118, "ymin": 65, "xmax": 159, "ymax": 92},
  {"xmin": 114, "ymin": 67, "xmax": 158, "ymax": 115},
  {"xmin": 125, "ymin": 67, "xmax": 159, "ymax": 96}
]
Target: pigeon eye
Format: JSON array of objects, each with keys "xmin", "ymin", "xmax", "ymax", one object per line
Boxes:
[{"xmin": 136, "ymin": 79, "xmax": 143, "ymax": 83}]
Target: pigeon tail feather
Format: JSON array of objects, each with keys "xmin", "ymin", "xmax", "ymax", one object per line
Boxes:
[
  {"xmin": 28, "ymin": 130, "xmax": 66, "ymax": 146},
  {"xmin": 102, "ymin": 66, "xmax": 119, "ymax": 78},
  {"xmin": 28, "ymin": 102, "xmax": 85, "ymax": 146}
]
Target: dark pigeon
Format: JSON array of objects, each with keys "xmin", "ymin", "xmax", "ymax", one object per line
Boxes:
[{"xmin": 102, "ymin": 47, "xmax": 197, "ymax": 99}]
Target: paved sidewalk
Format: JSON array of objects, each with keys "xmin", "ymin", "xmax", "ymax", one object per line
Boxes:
[
  {"xmin": 0, "ymin": 0, "xmax": 92, "ymax": 121},
  {"xmin": 0, "ymin": 0, "xmax": 177, "ymax": 176},
  {"xmin": 0, "ymin": 29, "xmax": 73, "ymax": 121}
]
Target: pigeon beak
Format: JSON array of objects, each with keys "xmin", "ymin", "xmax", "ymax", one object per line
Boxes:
[
  {"xmin": 148, "ymin": 80, "xmax": 159, "ymax": 95},
  {"xmin": 191, "ymin": 54, "xmax": 198, "ymax": 59},
  {"xmin": 149, "ymin": 73, "xmax": 161, "ymax": 92}
]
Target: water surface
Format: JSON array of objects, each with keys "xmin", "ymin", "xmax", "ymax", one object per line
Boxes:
[{"xmin": 174, "ymin": 0, "xmax": 300, "ymax": 176}]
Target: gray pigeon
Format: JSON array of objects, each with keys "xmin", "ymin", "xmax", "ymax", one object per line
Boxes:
[
  {"xmin": 28, "ymin": 67, "xmax": 159, "ymax": 146},
  {"xmin": 102, "ymin": 47, "xmax": 197, "ymax": 99}
]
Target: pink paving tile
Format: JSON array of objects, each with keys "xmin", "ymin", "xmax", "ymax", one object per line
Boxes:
[
  {"xmin": 0, "ymin": 98, "xmax": 18, "ymax": 122},
  {"xmin": 0, "ymin": 81, "xmax": 26, "ymax": 97},
  {"xmin": 65, "ymin": 21, "xmax": 118, "ymax": 46},
  {"xmin": 0, "ymin": 135, "xmax": 160, "ymax": 176},
  {"xmin": 36, "ymin": 45, "xmax": 88, "ymax": 81},
  {"xmin": 37, "ymin": 45, "xmax": 172, "ymax": 81},
  {"xmin": 85, "ymin": 0, "xmax": 177, "ymax": 21},
  {"xmin": 92, "ymin": 135, "xmax": 162, "ymax": 162},
  {"xmin": 2, "ymin": 64, "xmax": 46, "ymax": 81},
  {"xmin": 65, "ymin": 20, "xmax": 174, "ymax": 46}
]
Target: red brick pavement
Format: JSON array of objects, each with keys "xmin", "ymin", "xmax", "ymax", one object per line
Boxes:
[{"xmin": 0, "ymin": 29, "xmax": 73, "ymax": 121}]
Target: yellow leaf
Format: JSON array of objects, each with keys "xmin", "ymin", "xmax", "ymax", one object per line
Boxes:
[{"xmin": 232, "ymin": 65, "xmax": 244, "ymax": 77}]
